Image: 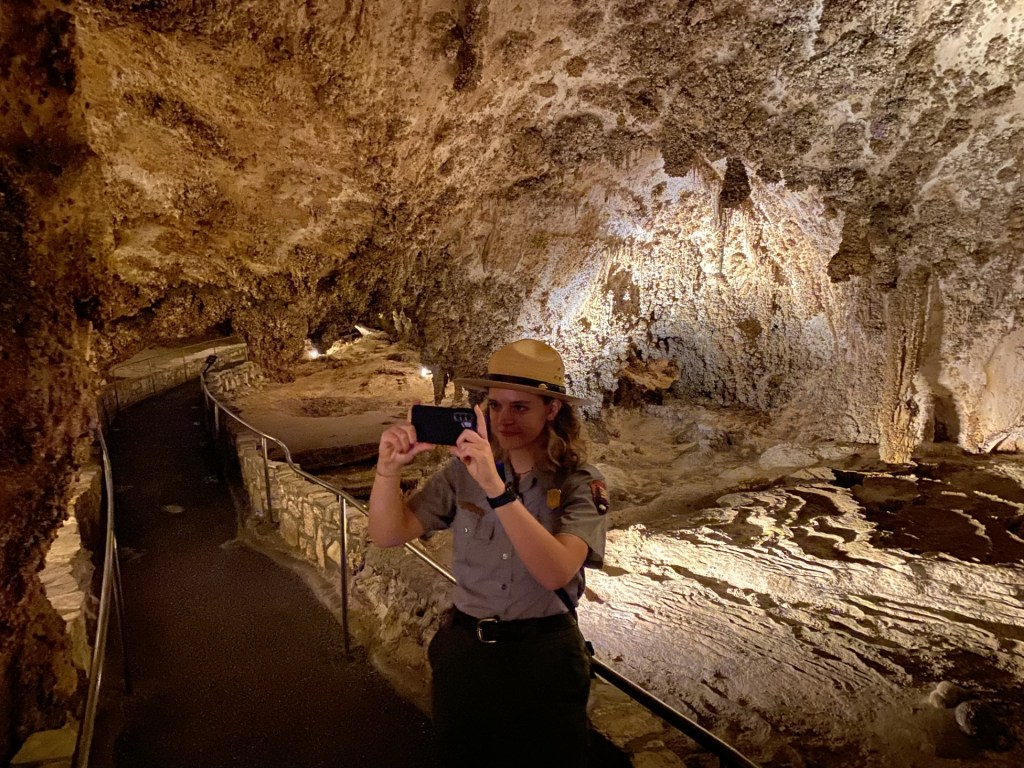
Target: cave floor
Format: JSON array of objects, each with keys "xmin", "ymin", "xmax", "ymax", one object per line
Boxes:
[
  {"xmin": 94, "ymin": 382, "xmax": 436, "ymax": 768},
  {"xmin": 225, "ymin": 337, "xmax": 1024, "ymax": 768}
]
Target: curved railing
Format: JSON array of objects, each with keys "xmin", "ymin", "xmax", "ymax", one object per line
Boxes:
[
  {"xmin": 202, "ymin": 376, "xmax": 364, "ymax": 654},
  {"xmin": 72, "ymin": 430, "xmax": 130, "ymax": 768},
  {"xmin": 201, "ymin": 373, "xmax": 762, "ymax": 768}
]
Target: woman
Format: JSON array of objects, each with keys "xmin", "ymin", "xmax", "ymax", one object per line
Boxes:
[{"xmin": 369, "ymin": 338, "xmax": 609, "ymax": 767}]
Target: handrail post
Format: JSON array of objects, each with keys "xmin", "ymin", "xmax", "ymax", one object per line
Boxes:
[
  {"xmin": 261, "ymin": 436, "xmax": 274, "ymax": 523},
  {"xmin": 339, "ymin": 495, "xmax": 350, "ymax": 655},
  {"xmin": 202, "ymin": 388, "xmax": 209, "ymax": 432},
  {"xmin": 111, "ymin": 537, "xmax": 132, "ymax": 694}
]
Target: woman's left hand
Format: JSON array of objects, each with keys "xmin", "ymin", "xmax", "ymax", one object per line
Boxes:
[{"xmin": 450, "ymin": 404, "xmax": 505, "ymax": 497}]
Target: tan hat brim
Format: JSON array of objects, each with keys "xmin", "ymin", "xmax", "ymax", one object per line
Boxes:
[{"xmin": 454, "ymin": 377, "xmax": 588, "ymax": 405}]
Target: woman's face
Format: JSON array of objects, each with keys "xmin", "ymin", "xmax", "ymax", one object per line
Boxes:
[{"xmin": 485, "ymin": 388, "xmax": 561, "ymax": 454}]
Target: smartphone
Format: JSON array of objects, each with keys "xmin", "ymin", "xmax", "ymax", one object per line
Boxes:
[{"xmin": 411, "ymin": 405, "xmax": 477, "ymax": 446}]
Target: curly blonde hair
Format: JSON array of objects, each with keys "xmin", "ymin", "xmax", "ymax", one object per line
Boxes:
[{"xmin": 540, "ymin": 398, "xmax": 587, "ymax": 471}]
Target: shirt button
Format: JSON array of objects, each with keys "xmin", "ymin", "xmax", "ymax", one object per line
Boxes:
[
  {"xmin": 463, "ymin": 527, "xmax": 469, "ymax": 533},
  {"xmin": 501, "ymin": 553, "xmax": 509, "ymax": 560},
  {"xmin": 501, "ymin": 584, "xmax": 507, "ymax": 590}
]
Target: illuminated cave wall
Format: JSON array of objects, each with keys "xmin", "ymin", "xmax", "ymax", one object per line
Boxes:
[
  {"xmin": 2, "ymin": 0, "xmax": 1023, "ymax": 758},
  {"xmin": 67, "ymin": 0, "xmax": 1024, "ymax": 452}
]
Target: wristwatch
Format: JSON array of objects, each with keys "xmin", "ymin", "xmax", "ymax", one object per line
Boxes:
[{"xmin": 486, "ymin": 482, "xmax": 518, "ymax": 509}]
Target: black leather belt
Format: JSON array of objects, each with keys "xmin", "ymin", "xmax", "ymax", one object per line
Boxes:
[{"xmin": 451, "ymin": 608, "xmax": 574, "ymax": 644}]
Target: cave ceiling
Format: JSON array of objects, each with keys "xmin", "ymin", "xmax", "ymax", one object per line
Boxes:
[{"xmin": 4, "ymin": 0, "xmax": 1024, "ymax": 451}]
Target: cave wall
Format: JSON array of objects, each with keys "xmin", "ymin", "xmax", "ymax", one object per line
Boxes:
[
  {"xmin": 60, "ymin": 0, "xmax": 1023, "ymax": 451},
  {"xmin": 0, "ymin": 0, "xmax": 107, "ymax": 759}
]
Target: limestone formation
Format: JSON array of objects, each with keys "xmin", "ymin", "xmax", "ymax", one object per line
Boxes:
[
  {"xmin": 929, "ymin": 680, "xmax": 969, "ymax": 709},
  {"xmin": 954, "ymin": 699, "xmax": 1002, "ymax": 743}
]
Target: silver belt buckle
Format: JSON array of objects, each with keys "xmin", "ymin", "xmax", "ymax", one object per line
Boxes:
[{"xmin": 476, "ymin": 616, "xmax": 499, "ymax": 644}]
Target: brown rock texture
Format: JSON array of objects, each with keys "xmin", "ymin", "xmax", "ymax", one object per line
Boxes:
[
  {"xmin": 2, "ymin": 0, "xmax": 1023, "ymax": 760},
  {"xmin": 33, "ymin": 0, "xmax": 1019, "ymax": 447},
  {"xmin": 1, "ymin": 1, "xmax": 101, "ymax": 756}
]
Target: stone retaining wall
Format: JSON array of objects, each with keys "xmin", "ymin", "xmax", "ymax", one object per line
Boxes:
[
  {"xmin": 100, "ymin": 342, "xmax": 248, "ymax": 420},
  {"xmin": 204, "ymin": 359, "xmax": 264, "ymax": 398},
  {"xmin": 237, "ymin": 431, "xmax": 347, "ymax": 571},
  {"xmin": 42, "ymin": 466, "xmax": 101, "ymax": 675}
]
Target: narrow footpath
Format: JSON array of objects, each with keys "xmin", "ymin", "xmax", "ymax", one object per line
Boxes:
[{"xmin": 96, "ymin": 381, "xmax": 435, "ymax": 768}]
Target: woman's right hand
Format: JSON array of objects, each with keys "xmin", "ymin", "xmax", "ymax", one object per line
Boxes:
[{"xmin": 377, "ymin": 413, "xmax": 434, "ymax": 475}]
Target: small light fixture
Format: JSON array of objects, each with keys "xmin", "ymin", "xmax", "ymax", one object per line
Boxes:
[
  {"xmin": 309, "ymin": 349, "xmax": 321, "ymax": 360},
  {"xmin": 420, "ymin": 366, "xmax": 432, "ymax": 378}
]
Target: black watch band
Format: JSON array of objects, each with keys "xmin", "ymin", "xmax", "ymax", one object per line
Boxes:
[{"xmin": 486, "ymin": 483, "xmax": 517, "ymax": 509}]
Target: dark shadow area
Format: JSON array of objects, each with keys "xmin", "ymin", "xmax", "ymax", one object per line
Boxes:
[
  {"xmin": 91, "ymin": 382, "xmax": 435, "ymax": 768},
  {"xmin": 834, "ymin": 458, "xmax": 1024, "ymax": 565}
]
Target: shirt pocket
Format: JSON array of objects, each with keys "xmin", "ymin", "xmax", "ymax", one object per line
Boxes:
[{"xmin": 454, "ymin": 504, "xmax": 495, "ymax": 541}]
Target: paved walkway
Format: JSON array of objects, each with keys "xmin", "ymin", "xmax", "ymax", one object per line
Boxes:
[{"xmin": 95, "ymin": 381, "xmax": 435, "ymax": 768}]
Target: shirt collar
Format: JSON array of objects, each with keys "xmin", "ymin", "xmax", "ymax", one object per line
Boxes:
[
  {"xmin": 529, "ymin": 463, "xmax": 563, "ymax": 491},
  {"xmin": 499, "ymin": 458, "xmax": 563, "ymax": 492}
]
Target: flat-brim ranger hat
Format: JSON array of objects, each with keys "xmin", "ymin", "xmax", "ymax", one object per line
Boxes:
[{"xmin": 455, "ymin": 339, "xmax": 585, "ymax": 404}]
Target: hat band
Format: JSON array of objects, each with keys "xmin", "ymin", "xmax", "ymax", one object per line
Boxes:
[{"xmin": 480, "ymin": 373, "xmax": 566, "ymax": 395}]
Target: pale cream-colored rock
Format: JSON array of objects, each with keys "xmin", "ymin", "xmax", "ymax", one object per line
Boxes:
[
  {"xmin": 45, "ymin": 534, "xmax": 81, "ymax": 563},
  {"xmin": 787, "ymin": 466, "xmax": 836, "ymax": 482},
  {"xmin": 10, "ymin": 723, "xmax": 77, "ymax": 766},
  {"xmin": 47, "ymin": 591, "xmax": 84, "ymax": 615},
  {"xmin": 325, "ymin": 540, "xmax": 341, "ymax": 567},
  {"xmin": 278, "ymin": 515, "xmax": 300, "ymax": 548},
  {"xmin": 758, "ymin": 443, "xmax": 819, "ymax": 470},
  {"xmin": 41, "ymin": 572, "xmax": 77, "ymax": 594}
]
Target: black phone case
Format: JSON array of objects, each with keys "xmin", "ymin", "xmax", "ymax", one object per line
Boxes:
[{"xmin": 411, "ymin": 405, "xmax": 477, "ymax": 445}]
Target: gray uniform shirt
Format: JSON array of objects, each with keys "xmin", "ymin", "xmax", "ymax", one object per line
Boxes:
[{"xmin": 409, "ymin": 459, "xmax": 609, "ymax": 621}]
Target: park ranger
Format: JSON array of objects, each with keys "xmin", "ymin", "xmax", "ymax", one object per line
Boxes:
[{"xmin": 369, "ymin": 338, "xmax": 609, "ymax": 767}]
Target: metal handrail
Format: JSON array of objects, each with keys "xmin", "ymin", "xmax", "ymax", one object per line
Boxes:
[
  {"xmin": 200, "ymin": 376, "xmax": 455, "ymax": 656},
  {"xmin": 200, "ymin": 374, "xmax": 760, "ymax": 768},
  {"xmin": 594, "ymin": 664, "xmax": 760, "ymax": 768},
  {"xmin": 72, "ymin": 430, "xmax": 130, "ymax": 768}
]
